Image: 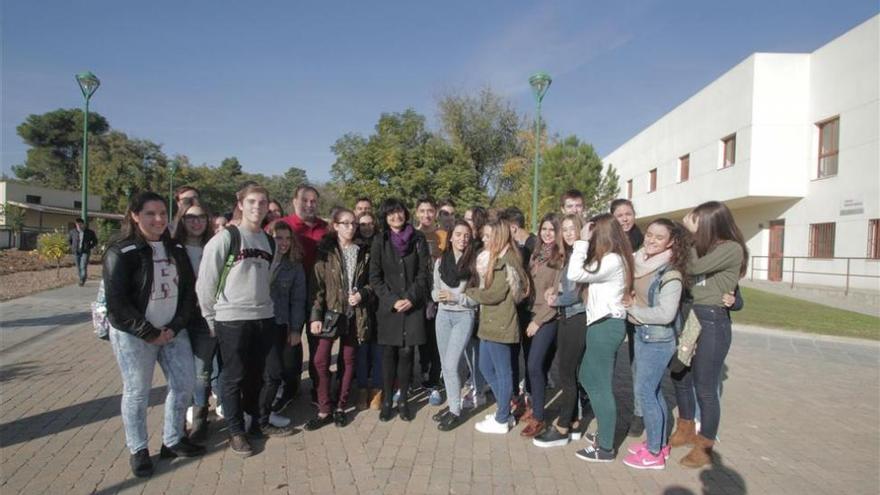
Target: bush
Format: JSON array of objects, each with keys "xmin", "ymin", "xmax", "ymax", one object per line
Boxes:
[{"xmin": 36, "ymin": 231, "xmax": 69, "ymax": 277}]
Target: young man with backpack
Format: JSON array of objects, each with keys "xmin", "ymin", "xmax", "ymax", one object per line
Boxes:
[{"xmin": 196, "ymin": 184, "xmax": 292, "ymax": 457}]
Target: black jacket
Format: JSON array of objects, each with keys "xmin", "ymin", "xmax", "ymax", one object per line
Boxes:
[
  {"xmin": 369, "ymin": 230, "xmax": 431, "ymax": 347},
  {"xmin": 68, "ymin": 228, "xmax": 98, "ymax": 254},
  {"xmin": 102, "ymin": 237, "xmax": 198, "ymax": 341}
]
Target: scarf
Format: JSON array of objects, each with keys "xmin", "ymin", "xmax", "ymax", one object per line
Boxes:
[
  {"xmin": 439, "ymin": 249, "xmax": 471, "ymax": 288},
  {"xmin": 475, "ymin": 250, "xmax": 491, "ymax": 288},
  {"xmin": 533, "ymin": 242, "xmax": 555, "ymax": 265},
  {"xmin": 633, "ymin": 247, "xmax": 673, "ymax": 279},
  {"xmin": 390, "ymin": 224, "xmax": 415, "ymax": 258}
]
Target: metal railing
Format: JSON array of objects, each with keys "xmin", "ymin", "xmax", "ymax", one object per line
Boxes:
[{"xmin": 750, "ymin": 255, "xmax": 880, "ymax": 295}]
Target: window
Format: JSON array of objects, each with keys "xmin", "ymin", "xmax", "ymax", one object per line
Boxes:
[
  {"xmin": 648, "ymin": 168, "xmax": 657, "ymax": 193},
  {"xmin": 25, "ymin": 195, "xmax": 41, "ymax": 204},
  {"xmin": 721, "ymin": 134, "xmax": 736, "ymax": 168},
  {"xmin": 74, "ymin": 201, "xmax": 82, "ymax": 209},
  {"xmin": 679, "ymin": 154, "xmax": 690, "ymax": 182},
  {"xmin": 869, "ymin": 219, "xmax": 880, "ymax": 259},
  {"xmin": 817, "ymin": 117, "xmax": 839, "ymax": 178},
  {"xmin": 809, "ymin": 223, "xmax": 835, "ymax": 258},
  {"xmin": 626, "ymin": 179, "xmax": 633, "ymax": 200}
]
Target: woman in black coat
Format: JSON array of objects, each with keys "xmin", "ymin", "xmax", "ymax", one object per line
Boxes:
[{"xmin": 369, "ymin": 198, "xmax": 431, "ymax": 422}]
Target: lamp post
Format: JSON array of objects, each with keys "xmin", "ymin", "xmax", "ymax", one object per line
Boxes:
[
  {"xmin": 76, "ymin": 72, "xmax": 100, "ymax": 226},
  {"xmin": 529, "ymin": 72, "xmax": 551, "ymax": 233},
  {"xmin": 168, "ymin": 159, "xmax": 179, "ymax": 218}
]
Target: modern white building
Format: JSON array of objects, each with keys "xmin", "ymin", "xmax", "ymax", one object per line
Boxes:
[{"xmin": 603, "ymin": 16, "xmax": 879, "ymax": 290}]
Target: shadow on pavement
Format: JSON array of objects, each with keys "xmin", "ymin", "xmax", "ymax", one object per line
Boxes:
[
  {"xmin": 662, "ymin": 453, "xmax": 746, "ymax": 494},
  {"xmin": 1, "ymin": 311, "xmax": 92, "ymax": 329},
  {"xmin": 0, "ymin": 386, "xmax": 167, "ymax": 448}
]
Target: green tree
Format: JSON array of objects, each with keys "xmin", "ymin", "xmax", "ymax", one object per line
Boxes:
[
  {"xmin": 12, "ymin": 109, "xmax": 110, "ymax": 188},
  {"xmin": 265, "ymin": 166, "xmax": 309, "ymax": 210},
  {"xmin": 437, "ymin": 88, "xmax": 523, "ymax": 204},
  {"xmin": 89, "ymin": 131, "xmax": 168, "ymax": 213},
  {"xmin": 330, "ymin": 109, "xmax": 485, "ymax": 209}
]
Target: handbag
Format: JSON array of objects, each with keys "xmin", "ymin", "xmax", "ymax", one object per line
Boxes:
[
  {"xmin": 91, "ymin": 280, "xmax": 110, "ymax": 341},
  {"xmin": 320, "ymin": 309, "xmax": 346, "ymax": 339}
]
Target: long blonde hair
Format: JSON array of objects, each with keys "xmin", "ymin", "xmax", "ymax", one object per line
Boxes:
[{"xmin": 482, "ymin": 219, "xmax": 521, "ymax": 288}]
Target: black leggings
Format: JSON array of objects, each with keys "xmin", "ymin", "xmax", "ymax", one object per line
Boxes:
[
  {"xmin": 382, "ymin": 345, "xmax": 415, "ymax": 404},
  {"xmin": 555, "ymin": 312, "xmax": 586, "ymax": 429}
]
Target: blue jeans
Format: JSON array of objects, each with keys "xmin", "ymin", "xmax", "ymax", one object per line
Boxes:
[
  {"xmin": 436, "ymin": 309, "xmax": 475, "ymax": 415},
  {"xmin": 479, "ymin": 340, "xmax": 514, "ymax": 423},
  {"xmin": 356, "ymin": 341, "xmax": 383, "ymax": 389},
  {"xmin": 633, "ymin": 325, "xmax": 676, "ymax": 454},
  {"xmin": 189, "ymin": 327, "xmax": 217, "ymax": 407},
  {"xmin": 671, "ymin": 305, "xmax": 732, "ymax": 440},
  {"xmin": 75, "ymin": 251, "xmax": 90, "ymax": 283},
  {"xmin": 110, "ymin": 327, "xmax": 194, "ymax": 454},
  {"xmin": 526, "ymin": 320, "xmax": 558, "ymax": 421}
]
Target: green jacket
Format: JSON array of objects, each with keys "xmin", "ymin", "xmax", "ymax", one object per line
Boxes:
[
  {"xmin": 466, "ymin": 251, "xmax": 521, "ymax": 344},
  {"xmin": 688, "ymin": 241, "xmax": 743, "ymax": 306}
]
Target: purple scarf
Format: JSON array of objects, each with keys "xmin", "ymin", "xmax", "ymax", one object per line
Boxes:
[{"xmin": 390, "ymin": 224, "xmax": 415, "ymax": 257}]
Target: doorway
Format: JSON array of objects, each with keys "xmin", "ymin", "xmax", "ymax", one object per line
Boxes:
[{"xmin": 768, "ymin": 220, "xmax": 785, "ymax": 282}]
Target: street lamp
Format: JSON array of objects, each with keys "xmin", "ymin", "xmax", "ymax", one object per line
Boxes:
[
  {"xmin": 168, "ymin": 159, "xmax": 179, "ymax": 218},
  {"xmin": 529, "ymin": 71, "xmax": 551, "ymax": 233},
  {"xmin": 76, "ymin": 71, "xmax": 100, "ymax": 226}
]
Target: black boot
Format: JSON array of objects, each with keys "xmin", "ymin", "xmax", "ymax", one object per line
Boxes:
[
  {"xmin": 189, "ymin": 406, "xmax": 209, "ymax": 443},
  {"xmin": 130, "ymin": 449, "xmax": 153, "ymax": 477},
  {"xmin": 160, "ymin": 437, "xmax": 206, "ymax": 458},
  {"xmin": 379, "ymin": 398, "xmax": 394, "ymax": 422},
  {"xmin": 398, "ymin": 391, "xmax": 413, "ymax": 422}
]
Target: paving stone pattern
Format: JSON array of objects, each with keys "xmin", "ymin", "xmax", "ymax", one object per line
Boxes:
[{"xmin": 1, "ymin": 284, "xmax": 878, "ymax": 494}]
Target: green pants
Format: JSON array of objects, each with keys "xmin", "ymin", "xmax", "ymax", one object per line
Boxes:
[{"xmin": 579, "ymin": 317, "xmax": 626, "ymax": 452}]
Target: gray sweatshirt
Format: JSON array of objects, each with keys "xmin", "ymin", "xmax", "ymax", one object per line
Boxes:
[
  {"xmin": 431, "ymin": 258, "xmax": 477, "ymax": 312},
  {"xmin": 196, "ymin": 227, "xmax": 274, "ymax": 330}
]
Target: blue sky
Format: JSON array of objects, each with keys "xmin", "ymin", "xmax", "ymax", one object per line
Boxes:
[{"xmin": 2, "ymin": 1, "xmax": 877, "ymax": 182}]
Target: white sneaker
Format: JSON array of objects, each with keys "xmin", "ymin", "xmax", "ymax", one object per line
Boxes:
[
  {"xmin": 475, "ymin": 416, "xmax": 511, "ymax": 434},
  {"xmin": 215, "ymin": 404, "xmax": 225, "ymax": 419},
  {"xmin": 186, "ymin": 406, "xmax": 194, "ymax": 425},
  {"xmin": 269, "ymin": 412, "xmax": 291, "ymax": 427}
]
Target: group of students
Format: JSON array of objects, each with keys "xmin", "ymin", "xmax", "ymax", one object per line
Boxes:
[{"xmin": 103, "ymin": 182, "xmax": 747, "ymax": 478}]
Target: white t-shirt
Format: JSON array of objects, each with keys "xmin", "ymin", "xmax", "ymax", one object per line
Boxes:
[
  {"xmin": 145, "ymin": 241, "xmax": 179, "ymax": 329},
  {"xmin": 185, "ymin": 244, "xmax": 204, "ymax": 275}
]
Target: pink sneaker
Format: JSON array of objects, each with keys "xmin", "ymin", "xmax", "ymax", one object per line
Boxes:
[
  {"xmin": 626, "ymin": 442, "xmax": 671, "ymax": 459},
  {"xmin": 622, "ymin": 447, "xmax": 666, "ymax": 470}
]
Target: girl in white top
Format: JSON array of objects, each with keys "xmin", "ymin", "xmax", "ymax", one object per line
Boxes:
[{"xmin": 566, "ymin": 213, "xmax": 634, "ymax": 463}]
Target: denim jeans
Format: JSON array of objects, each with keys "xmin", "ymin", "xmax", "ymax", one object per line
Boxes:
[
  {"xmin": 435, "ymin": 309, "xmax": 475, "ymax": 415},
  {"xmin": 671, "ymin": 305, "xmax": 731, "ymax": 440},
  {"xmin": 110, "ymin": 327, "xmax": 194, "ymax": 454},
  {"xmin": 189, "ymin": 327, "xmax": 217, "ymax": 407},
  {"xmin": 356, "ymin": 341, "xmax": 383, "ymax": 389},
  {"xmin": 215, "ymin": 318, "xmax": 278, "ymax": 435},
  {"xmin": 633, "ymin": 325, "xmax": 676, "ymax": 454},
  {"xmin": 526, "ymin": 320, "xmax": 558, "ymax": 422},
  {"xmin": 75, "ymin": 251, "xmax": 90, "ymax": 283},
  {"xmin": 479, "ymin": 340, "xmax": 514, "ymax": 423},
  {"xmin": 579, "ymin": 317, "xmax": 626, "ymax": 452}
]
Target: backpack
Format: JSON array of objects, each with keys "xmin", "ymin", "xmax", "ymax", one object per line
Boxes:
[{"xmin": 215, "ymin": 225, "xmax": 276, "ymax": 298}]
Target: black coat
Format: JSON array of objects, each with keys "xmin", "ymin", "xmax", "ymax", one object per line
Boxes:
[
  {"xmin": 102, "ymin": 237, "xmax": 197, "ymax": 341},
  {"xmin": 369, "ymin": 230, "xmax": 431, "ymax": 347},
  {"xmin": 68, "ymin": 228, "xmax": 97, "ymax": 254}
]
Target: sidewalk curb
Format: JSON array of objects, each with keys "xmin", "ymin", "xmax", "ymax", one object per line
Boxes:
[{"xmin": 734, "ymin": 323, "xmax": 880, "ymax": 347}]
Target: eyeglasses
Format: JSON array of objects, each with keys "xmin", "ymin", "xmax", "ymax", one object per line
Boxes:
[
  {"xmin": 184, "ymin": 214, "xmax": 208, "ymax": 222},
  {"xmin": 359, "ymin": 222, "xmax": 374, "ymax": 227},
  {"xmin": 335, "ymin": 221, "xmax": 356, "ymax": 228}
]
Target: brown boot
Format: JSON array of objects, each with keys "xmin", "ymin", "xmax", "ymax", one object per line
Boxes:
[
  {"xmin": 519, "ymin": 418, "xmax": 545, "ymax": 438},
  {"xmin": 680, "ymin": 434, "xmax": 714, "ymax": 468},
  {"xmin": 369, "ymin": 389, "xmax": 383, "ymax": 410},
  {"xmin": 669, "ymin": 418, "xmax": 697, "ymax": 447},
  {"xmin": 356, "ymin": 388, "xmax": 369, "ymax": 410}
]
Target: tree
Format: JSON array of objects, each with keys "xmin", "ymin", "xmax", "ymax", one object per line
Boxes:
[
  {"xmin": 265, "ymin": 166, "xmax": 308, "ymax": 210},
  {"xmin": 89, "ymin": 131, "xmax": 168, "ymax": 213},
  {"xmin": 438, "ymin": 88, "xmax": 523, "ymax": 204},
  {"xmin": 330, "ymin": 109, "xmax": 486, "ymax": 209},
  {"xmin": 12, "ymin": 109, "xmax": 110, "ymax": 189},
  {"xmin": 498, "ymin": 134, "xmax": 619, "ymax": 226}
]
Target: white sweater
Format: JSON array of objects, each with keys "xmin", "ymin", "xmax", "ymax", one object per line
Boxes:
[{"xmin": 566, "ymin": 240, "xmax": 627, "ymax": 325}]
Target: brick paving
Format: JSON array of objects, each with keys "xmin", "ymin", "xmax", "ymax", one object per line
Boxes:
[{"xmin": 1, "ymin": 283, "xmax": 879, "ymax": 494}]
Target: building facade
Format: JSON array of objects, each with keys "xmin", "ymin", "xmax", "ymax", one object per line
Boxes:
[{"xmin": 603, "ymin": 16, "xmax": 879, "ymax": 290}]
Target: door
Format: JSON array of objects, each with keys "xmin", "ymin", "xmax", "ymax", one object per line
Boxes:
[{"xmin": 768, "ymin": 220, "xmax": 785, "ymax": 282}]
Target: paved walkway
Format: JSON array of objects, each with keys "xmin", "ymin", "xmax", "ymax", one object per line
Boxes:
[{"xmin": 1, "ymin": 283, "xmax": 879, "ymax": 494}]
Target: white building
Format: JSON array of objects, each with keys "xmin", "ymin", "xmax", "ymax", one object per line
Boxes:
[{"xmin": 603, "ymin": 16, "xmax": 879, "ymax": 290}]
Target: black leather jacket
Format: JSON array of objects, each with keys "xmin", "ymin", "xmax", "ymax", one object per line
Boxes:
[{"xmin": 102, "ymin": 237, "xmax": 197, "ymax": 341}]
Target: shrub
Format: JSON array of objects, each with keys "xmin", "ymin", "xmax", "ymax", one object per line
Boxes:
[{"xmin": 36, "ymin": 231, "xmax": 69, "ymax": 277}]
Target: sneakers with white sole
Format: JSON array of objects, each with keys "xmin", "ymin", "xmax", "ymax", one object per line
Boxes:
[{"xmin": 474, "ymin": 416, "xmax": 511, "ymax": 434}]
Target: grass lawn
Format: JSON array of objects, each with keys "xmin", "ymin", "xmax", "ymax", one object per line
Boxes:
[{"xmin": 733, "ymin": 287, "xmax": 880, "ymax": 340}]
